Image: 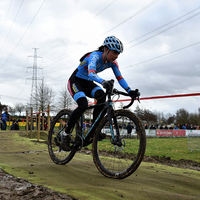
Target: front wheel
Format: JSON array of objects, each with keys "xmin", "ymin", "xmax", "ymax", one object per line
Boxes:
[{"xmin": 92, "ymin": 109, "xmax": 146, "ymax": 179}]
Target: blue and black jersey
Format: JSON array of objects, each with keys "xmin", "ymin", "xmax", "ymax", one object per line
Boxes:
[{"xmin": 75, "ymin": 51, "xmax": 131, "ymax": 92}]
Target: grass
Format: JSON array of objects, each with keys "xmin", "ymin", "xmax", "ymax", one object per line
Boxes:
[
  {"xmin": 19, "ymin": 130, "xmax": 200, "ymax": 163},
  {"xmin": 145, "ymin": 137, "xmax": 200, "ymax": 162}
]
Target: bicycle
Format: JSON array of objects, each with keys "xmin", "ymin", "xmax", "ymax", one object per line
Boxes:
[{"xmin": 48, "ymin": 80, "xmax": 146, "ymax": 179}]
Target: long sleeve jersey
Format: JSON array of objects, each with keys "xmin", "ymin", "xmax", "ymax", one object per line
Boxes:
[{"xmin": 75, "ymin": 51, "xmax": 131, "ymax": 92}]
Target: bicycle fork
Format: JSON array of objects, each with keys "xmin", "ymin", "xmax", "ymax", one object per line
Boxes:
[{"xmin": 107, "ymin": 102, "xmax": 123, "ymax": 147}]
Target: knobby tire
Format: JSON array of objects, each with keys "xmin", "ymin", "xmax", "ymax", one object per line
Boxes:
[
  {"xmin": 48, "ymin": 109, "xmax": 76, "ymax": 165},
  {"xmin": 92, "ymin": 109, "xmax": 146, "ymax": 179}
]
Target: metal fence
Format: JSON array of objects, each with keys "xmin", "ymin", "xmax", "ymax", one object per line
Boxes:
[{"xmin": 188, "ymin": 133, "xmax": 200, "ymax": 151}]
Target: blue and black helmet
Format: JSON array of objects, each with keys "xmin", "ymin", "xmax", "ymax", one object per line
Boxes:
[{"xmin": 103, "ymin": 36, "xmax": 123, "ymax": 53}]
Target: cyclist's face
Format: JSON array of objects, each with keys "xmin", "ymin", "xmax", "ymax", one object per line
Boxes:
[{"xmin": 107, "ymin": 50, "xmax": 120, "ymax": 62}]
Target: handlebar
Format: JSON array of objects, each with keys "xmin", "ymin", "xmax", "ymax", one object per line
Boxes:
[
  {"xmin": 105, "ymin": 79, "xmax": 140, "ymax": 109},
  {"xmin": 113, "ymin": 89, "xmax": 138, "ymax": 109}
]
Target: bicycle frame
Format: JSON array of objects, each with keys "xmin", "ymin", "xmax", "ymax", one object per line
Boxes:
[
  {"xmin": 78, "ymin": 105, "xmax": 105, "ymax": 139},
  {"xmin": 77, "ymin": 97, "xmax": 116, "ymax": 146}
]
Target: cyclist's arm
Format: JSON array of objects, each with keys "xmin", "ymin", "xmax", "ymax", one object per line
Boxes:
[
  {"xmin": 112, "ymin": 61, "xmax": 131, "ymax": 92},
  {"xmin": 88, "ymin": 53, "xmax": 104, "ymax": 84}
]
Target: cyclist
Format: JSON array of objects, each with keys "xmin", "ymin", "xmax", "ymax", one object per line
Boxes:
[{"xmin": 61, "ymin": 36, "xmax": 139, "ymax": 151}]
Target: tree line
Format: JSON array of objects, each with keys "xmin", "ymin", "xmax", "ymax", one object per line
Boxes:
[
  {"xmin": 2, "ymin": 82, "xmax": 75, "ymax": 117},
  {"xmin": 134, "ymin": 105, "xmax": 200, "ymax": 126}
]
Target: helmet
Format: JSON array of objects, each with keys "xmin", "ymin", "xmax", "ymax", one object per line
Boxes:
[{"xmin": 103, "ymin": 36, "xmax": 123, "ymax": 53}]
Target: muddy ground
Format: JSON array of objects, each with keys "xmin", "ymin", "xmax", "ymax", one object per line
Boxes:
[
  {"xmin": 0, "ymin": 168, "xmax": 76, "ymax": 200},
  {"xmin": 0, "ymin": 151, "xmax": 199, "ymax": 199},
  {"xmin": 80, "ymin": 148, "xmax": 200, "ymax": 171}
]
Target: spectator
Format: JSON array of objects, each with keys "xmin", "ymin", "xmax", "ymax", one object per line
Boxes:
[
  {"xmin": 182, "ymin": 124, "xmax": 186, "ymax": 130},
  {"xmin": 190, "ymin": 124, "xmax": 195, "ymax": 130},
  {"xmin": 11, "ymin": 120, "xmax": 19, "ymax": 130},
  {"xmin": 126, "ymin": 122, "xmax": 132, "ymax": 138},
  {"xmin": 28, "ymin": 122, "xmax": 34, "ymax": 130},
  {"xmin": 1, "ymin": 110, "xmax": 8, "ymax": 130},
  {"xmin": 150, "ymin": 125, "xmax": 156, "ymax": 130},
  {"xmin": 174, "ymin": 124, "xmax": 178, "ymax": 130}
]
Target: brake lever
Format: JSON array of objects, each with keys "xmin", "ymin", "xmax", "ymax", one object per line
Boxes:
[
  {"xmin": 137, "ymin": 96, "xmax": 140, "ymax": 103},
  {"xmin": 106, "ymin": 79, "xmax": 115, "ymax": 94}
]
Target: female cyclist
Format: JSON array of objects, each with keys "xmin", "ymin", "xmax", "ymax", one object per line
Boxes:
[{"xmin": 61, "ymin": 36, "xmax": 139, "ymax": 151}]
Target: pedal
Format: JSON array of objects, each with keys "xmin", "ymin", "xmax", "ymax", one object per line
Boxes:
[{"xmin": 74, "ymin": 135, "xmax": 83, "ymax": 151}]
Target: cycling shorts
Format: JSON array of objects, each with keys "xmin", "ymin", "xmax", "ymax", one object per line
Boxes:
[{"xmin": 67, "ymin": 69, "xmax": 103, "ymax": 102}]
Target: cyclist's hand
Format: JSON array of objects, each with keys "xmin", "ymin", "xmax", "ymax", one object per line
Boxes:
[
  {"xmin": 102, "ymin": 80, "xmax": 113, "ymax": 90},
  {"xmin": 128, "ymin": 89, "xmax": 140, "ymax": 99}
]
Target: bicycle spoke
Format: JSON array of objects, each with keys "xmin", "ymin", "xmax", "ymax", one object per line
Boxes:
[{"xmin": 93, "ymin": 110, "xmax": 146, "ymax": 179}]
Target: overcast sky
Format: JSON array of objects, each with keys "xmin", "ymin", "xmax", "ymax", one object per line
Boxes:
[{"xmin": 0, "ymin": 0, "xmax": 200, "ymax": 116}]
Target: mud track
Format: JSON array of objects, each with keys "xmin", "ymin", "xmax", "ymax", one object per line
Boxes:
[
  {"xmin": 0, "ymin": 168, "xmax": 76, "ymax": 200},
  {"xmin": 0, "ymin": 131, "xmax": 200, "ymax": 200}
]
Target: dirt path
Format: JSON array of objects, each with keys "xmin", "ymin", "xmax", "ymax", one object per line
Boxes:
[
  {"xmin": 0, "ymin": 131, "xmax": 200, "ymax": 200},
  {"xmin": 0, "ymin": 168, "xmax": 75, "ymax": 200}
]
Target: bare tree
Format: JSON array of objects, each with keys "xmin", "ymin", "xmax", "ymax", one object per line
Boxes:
[
  {"xmin": 31, "ymin": 81, "xmax": 55, "ymax": 112},
  {"xmin": 57, "ymin": 85, "xmax": 74, "ymax": 110},
  {"xmin": 134, "ymin": 105, "xmax": 157, "ymax": 124},
  {"xmin": 7, "ymin": 106, "xmax": 16, "ymax": 116},
  {"xmin": 14, "ymin": 103, "xmax": 25, "ymax": 116}
]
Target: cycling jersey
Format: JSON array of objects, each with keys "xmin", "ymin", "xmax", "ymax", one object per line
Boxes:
[{"xmin": 75, "ymin": 51, "xmax": 131, "ymax": 92}]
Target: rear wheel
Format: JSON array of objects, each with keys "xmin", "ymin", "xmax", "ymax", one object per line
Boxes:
[
  {"xmin": 48, "ymin": 109, "xmax": 76, "ymax": 165},
  {"xmin": 92, "ymin": 109, "xmax": 146, "ymax": 179}
]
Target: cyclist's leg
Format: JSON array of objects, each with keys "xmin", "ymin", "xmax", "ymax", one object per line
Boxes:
[
  {"xmin": 65, "ymin": 97, "xmax": 88, "ymax": 133},
  {"xmin": 66, "ymin": 71, "xmax": 89, "ymax": 133},
  {"xmin": 61, "ymin": 75, "xmax": 88, "ymax": 151},
  {"xmin": 93, "ymin": 89, "xmax": 106, "ymax": 122}
]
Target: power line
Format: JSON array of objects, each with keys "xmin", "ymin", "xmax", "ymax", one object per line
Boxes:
[
  {"xmin": 93, "ymin": 0, "xmax": 116, "ymax": 18},
  {"xmin": 0, "ymin": 0, "xmax": 46, "ymax": 71},
  {"xmin": 125, "ymin": 6, "xmax": 200, "ymax": 46},
  {"xmin": 98, "ymin": 0, "xmax": 161, "ymax": 37},
  {"xmin": 0, "ymin": 0, "xmax": 13, "ymax": 37},
  {"xmin": 0, "ymin": 0, "xmax": 24, "ymax": 55},
  {"xmin": 123, "ymin": 41, "xmax": 200, "ymax": 69},
  {"xmin": 126, "ymin": 10, "xmax": 200, "ymax": 50}
]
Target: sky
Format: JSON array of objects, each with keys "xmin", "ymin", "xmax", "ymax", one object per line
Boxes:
[{"xmin": 0, "ymin": 0, "xmax": 200, "ymax": 117}]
